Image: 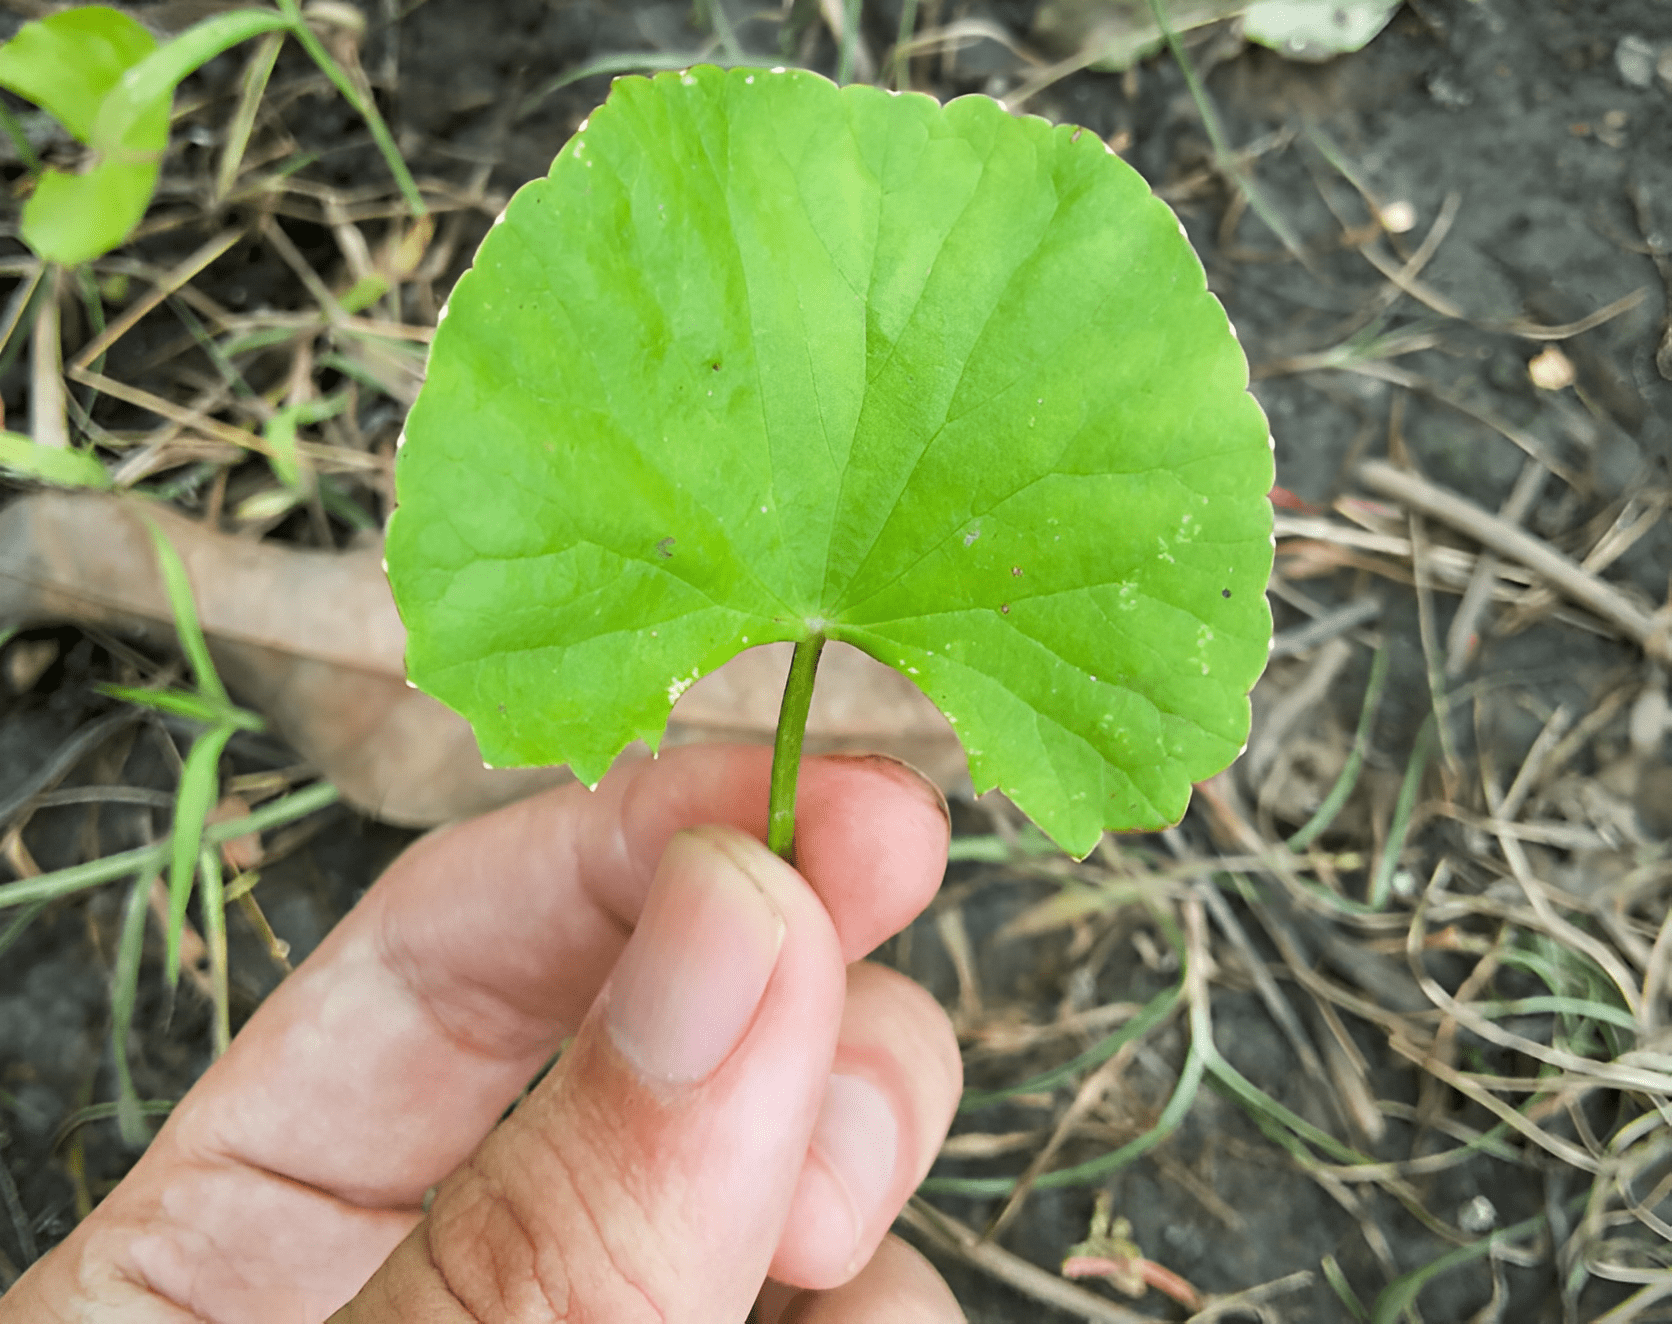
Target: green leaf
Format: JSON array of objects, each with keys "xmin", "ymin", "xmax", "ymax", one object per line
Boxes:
[
  {"xmin": 263, "ymin": 390, "xmax": 349, "ymax": 491},
  {"xmin": 0, "ymin": 6, "xmax": 168, "ymax": 265},
  {"xmin": 164, "ymin": 723, "xmax": 235, "ymax": 987},
  {"xmin": 142, "ymin": 516, "xmax": 232, "ymax": 709},
  {"xmin": 0, "ymin": 5, "xmax": 155, "ymax": 141},
  {"xmin": 97, "ymin": 682, "xmax": 264, "ymax": 730},
  {"xmin": 0, "ymin": 431, "xmax": 112, "ymax": 488},
  {"xmin": 89, "ymin": 8, "xmax": 293, "ymax": 154},
  {"xmin": 386, "ymin": 66, "xmax": 1273, "ymax": 857},
  {"xmin": 0, "ymin": 6, "xmax": 292, "ymax": 266}
]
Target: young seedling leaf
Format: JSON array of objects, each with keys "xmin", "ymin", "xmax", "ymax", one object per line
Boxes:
[
  {"xmin": 142, "ymin": 516, "xmax": 232, "ymax": 710},
  {"xmin": 0, "ymin": 6, "xmax": 291, "ymax": 266},
  {"xmin": 89, "ymin": 8, "xmax": 293, "ymax": 154},
  {"xmin": 386, "ymin": 66, "xmax": 1273, "ymax": 857},
  {"xmin": 0, "ymin": 5, "xmax": 152, "ymax": 141},
  {"xmin": 0, "ymin": 6, "xmax": 167, "ymax": 266},
  {"xmin": 0, "ymin": 430, "xmax": 112, "ymax": 489},
  {"xmin": 164, "ymin": 723, "xmax": 234, "ymax": 987}
]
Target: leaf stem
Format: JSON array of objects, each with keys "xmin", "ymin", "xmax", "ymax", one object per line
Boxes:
[{"xmin": 767, "ymin": 635, "xmax": 825, "ymax": 860}]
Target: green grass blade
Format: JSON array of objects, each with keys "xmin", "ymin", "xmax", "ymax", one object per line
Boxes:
[
  {"xmin": 1288, "ymin": 641, "xmax": 1388, "ymax": 852},
  {"xmin": 263, "ymin": 391, "xmax": 348, "ymax": 492},
  {"xmin": 922, "ymin": 1036, "xmax": 1209, "ymax": 1198},
  {"xmin": 270, "ymin": 0, "xmax": 424, "ymax": 216},
  {"xmin": 164, "ymin": 724, "xmax": 236, "ymax": 987},
  {"xmin": 263, "ymin": 404, "xmax": 305, "ymax": 491},
  {"xmin": 893, "ymin": 0, "xmax": 919, "ymax": 89},
  {"xmin": 0, "ymin": 841, "xmax": 161, "ymax": 909},
  {"xmin": 0, "ymin": 779, "xmax": 339, "ymax": 912},
  {"xmin": 1206, "ymin": 1052, "xmax": 1371, "ymax": 1165},
  {"xmin": 1370, "ymin": 715, "xmax": 1434, "ymax": 909},
  {"xmin": 516, "ymin": 51, "xmax": 726, "ymax": 123},
  {"xmin": 73, "ymin": 266, "xmax": 109, "ymax": 385},
  {"xmin": 0, "ymin": 898, "xmax": 48, "ymax": 960},
  {"xmin": 0, "ymin": 430, "xmax": 112, "ymax": 489},
  {"xmin": 51, "ymin": 1098, "xmax": 176, "ymax": 1153},
  {"xmin": 1370, "ymin": 1208, "xmax": 1549, "ymax": 1324},
  {"xmin": 1322, "ymin": 1254, "xmax": 1370, "ymax": 1321},
  {"xmin": 111, "ymin": 870, "xmax": 154, "ymax": 1147},
  {"xmin": 317, "ymin": 476, "xmax": 378, "ymax": 533},
  {"xmin": 142, "ymin": 516, "xmax": 230, "ymax": 708},
  {"xmin": 90, "ymin": 9, "xmax": 293, "ymax": 151},
  {"xmin": 215, "ymin": 30, "xmax": 283, "ymax": 203},
  {"xmin": 97, "ymin": 683, "xmax": 260, "ymax": 728},
  {"xmin": 959, "ymin": 979, "xmax": 1181, "ymax": 1111},
  {"xmin": 1475, "ymin": 994, "xmax": 1638, "ymax": 1034},
  {"xmin": 1145, "ymin": 0, "xmax": 1309, "ymax": 267}
]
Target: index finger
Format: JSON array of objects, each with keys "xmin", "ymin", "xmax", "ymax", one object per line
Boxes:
[{"xmin": 162, "ymin": 746, "xmax": 949, "ymax": 1204}]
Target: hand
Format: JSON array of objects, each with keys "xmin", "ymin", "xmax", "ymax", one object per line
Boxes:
[{"xmin": 3, "ymin": 746, "xmax": 965, "ymax": 1322}]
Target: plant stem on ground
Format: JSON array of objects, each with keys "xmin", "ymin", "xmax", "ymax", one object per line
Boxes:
[{"xmin": 767, "ymin": 634, "xmax": 825, "ymax": 860}]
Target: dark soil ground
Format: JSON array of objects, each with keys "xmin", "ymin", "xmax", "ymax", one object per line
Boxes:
[{"xmin": 4, "ymin": 0, "xmax": 1672, "ymax": 1320}]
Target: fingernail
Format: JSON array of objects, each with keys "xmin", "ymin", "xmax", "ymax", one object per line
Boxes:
[
  {"xmin": 606, "ymin": 829, "xmax": 785, "ymax": 1084},
  {"xmin": 810, "ymin": 1073, "xmax": 899, "ymax": 1269}
]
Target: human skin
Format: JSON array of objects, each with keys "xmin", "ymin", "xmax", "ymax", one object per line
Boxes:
[{"xmin": 2, "ymin": 746, "xmax": 966, "ymax": 1322}]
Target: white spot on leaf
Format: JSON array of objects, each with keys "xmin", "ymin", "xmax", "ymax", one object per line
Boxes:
[{"xmin": 667, "ymin": 668, "xmax": 700, "ymax": 703}]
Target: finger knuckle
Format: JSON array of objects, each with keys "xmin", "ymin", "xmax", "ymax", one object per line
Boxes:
[{"xmin": 426, "ymin": 1138, "xmax": 666, "ymax": 1324}]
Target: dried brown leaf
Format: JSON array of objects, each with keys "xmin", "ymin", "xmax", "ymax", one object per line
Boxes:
[{"xmin": 0, "ymin": 492, "xmax": 964, "ymax": 826}]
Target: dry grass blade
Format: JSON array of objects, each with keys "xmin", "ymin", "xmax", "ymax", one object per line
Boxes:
[
  {"xmin": 1445, "ymin": 457, "xmax": 1547, "ymax": 677},
  {"xmin": 900, "ymin": 1197, "xmax": 1155, "ymax": 1324},
  {"xmin": 1351, "ymin": 365, "xmax": 1579, "ymax": 487},
  {"xmin": 1360, "ymin": 460, "xmax": 1669, "ymax": 659},
  {"xmin": 71, "ymin": 229, "xmax": 246, "ymax": 371},
  {"xmin": 982, "ymin": 1034, "xmax": 1142, "ymax": 1241},
  {"xmin": 29, "ymin": 266, "xmax": 67, "ymax": 450}
]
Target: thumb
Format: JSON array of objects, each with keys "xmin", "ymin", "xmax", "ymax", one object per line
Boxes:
[{"xmin": 334, "ymin": 825, "xmax": 849, "ymax": 1323}]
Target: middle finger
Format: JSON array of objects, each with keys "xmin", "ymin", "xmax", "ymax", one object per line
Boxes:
[{"xmin": 771, "ymin": 961, "xmax": 961, "ymax": 1291}]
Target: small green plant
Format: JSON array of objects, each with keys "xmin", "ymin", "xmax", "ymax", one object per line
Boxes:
[
  {"xmin": 97, "ymin": 522, "xmax": 266, "ymax": 998},
  {"xmin": 0, "ymin": 2, "xmax": 421, "ymax": 268},
  {"xmin": 0, "ymin": 519, "xmax": 338, "ymax": 1143},
  {"xmin": 385, "ymin": 65, "xmax": 1273, "ymax": 859}
]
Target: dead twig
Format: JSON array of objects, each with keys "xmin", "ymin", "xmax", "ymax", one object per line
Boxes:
[
  {"xmin": 1359, "ymin": 460, "xmax": 1670, "ymax": 661},
  {"xmin": 1445, "ymin": 457, "xmax": 1547, "ymax": 677},
  {"xmin": 70, "ymin": 229, "xmax": 246, "ymax": 372},
  {"xmin": 29, "ymin": 266, "xmax": 68, "ymax": 450}
]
